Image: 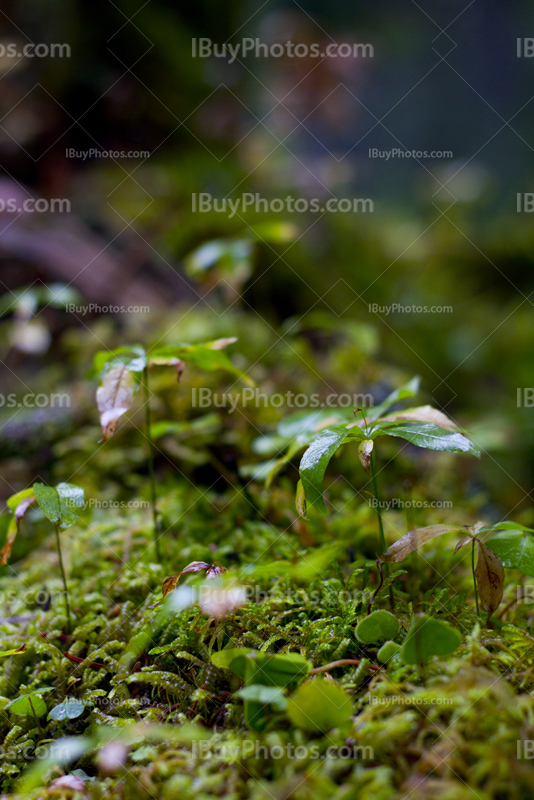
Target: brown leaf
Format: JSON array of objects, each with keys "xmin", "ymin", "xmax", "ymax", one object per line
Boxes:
[
  {"xmin": 475, "ymin": 541, "xmax": 504, "ymax": 615},
  {"xmin": 206, "ymin": 337, "xmax": 238, "ymax": 350},
  {"xmin": 0, "ymin": 496, "xmax": 36, "ymax": 567},
  {"xmin": 454, "ymin": 536, "xmax": 472, "ymax": 554},
  {"xmin": 381, "ymin": 524, "xmax": 463, "ymax": 562},
  {"xmin": 161, "ymin": 561, "xmax": 225, "ymax": 599},
  {"xmin": 380, "ymin": 405, "xmax": 457, "ymax": 430},
  {"xmin": 96, "ymin": 364, "xmax": 136, "ymax": 441}
]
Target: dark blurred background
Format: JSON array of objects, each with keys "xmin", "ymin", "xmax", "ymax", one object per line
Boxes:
[{"xmin": 1, "ymin": 0, "xmax": 534, "ymax": 516}]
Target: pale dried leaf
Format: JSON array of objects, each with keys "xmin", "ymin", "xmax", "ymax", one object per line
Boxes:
[
  {"xmin": 381, "ymin": 525, "xmax": 463, "ymax": 562},
  {"xmin": 0, "ymin": 496, "xmax": 36, "ymax": 567},
  {"xmin": 475, "ymin": 540, "xmax": 504, "ymax": 615},
  {"xmin": 380, "ymin": 405, "xmax": 457, "ymax": 430},
  {"xmin": 358, "ymin": 439, "xmax": 373, "ymax": 475},
  {"xmin": 96, "ymin": 365, "xmax": 136, "ymax": 441},
  {"xmin": 454, "ymin": 536, "xmax": 472, "ymax": 553}
]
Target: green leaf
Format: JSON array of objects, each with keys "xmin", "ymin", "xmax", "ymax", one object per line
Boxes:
[
  {"xmin": 299, "ymin": 425, "xmax": 364, "ymax": 515},
  {"xmin": 48, "ymin": 699, "xmax": 85, "ymax": 721},
  {"xmin": 150, "ymin": 341, "xmax": 253, "ymax": 386},
  {"xmin": 367, "ymin": 376, "xmax": 421, "ymax": 422},
  {"xmin": 237, "ymin": 685, "xmax": 288, "ymax": 711},
  {"xmin": 6, "ymin": 488, "xmax": 35, "ymax": 513},
  {"xmin": 7, "ymin": 688, "xmax": 53, "ymax": 717},
  {"xmin": 485, "ymin": 532, "xmax": 534, "ymax": 577},
  {"xmin": 17, "ymin": 736, "xmax": 93, "ymax": 794},
  {"xmin": 380, "ymin": 422, "xmax": 480, "ymax": 457},
  {"xmin": 211, "ymin": 649, "xmax": 311, "ymax": 687},
  {"xmin": 400, "ymin": 615, "xmax": 462, "ymax": 664},
  {"xmin": 94, "ymin": 345, "xmax": 147, "ymax": 376},
  {"xmin": 377, "ymin": 641, "xmax": 401, "ymax": 663},
  {"xmin": 287, "ymin": 678, "xmax": 352, "ymax": 732},
  {"xmin": 33, "ymin": 483, "xmax": 84, "ymax": 529},
  {"xmin": 356, "ymin": 610, "xmax": 399, "ymax": 643}
]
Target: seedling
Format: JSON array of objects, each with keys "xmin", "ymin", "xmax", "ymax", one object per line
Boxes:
[
  {"xmin": 4, "ymin": 482, "xmax": 84, "ymax": 633},
  {"xmin": 94, "ymin": 339, "xmax": 253, "ymax": 561},
  {"xmin": 7, "ymin": 687, "xmax": 54, "ymax": 736},
  {"xmin": 355, "ymin": 609, "xmax": 399, "ymax": 644},
  {"xmin": 400, "ymin": 615, "xmax": 461, "ymax": 665},
  {"xmin": 381, "ymin": 520, "xmax": 534, "ymax": 622}
]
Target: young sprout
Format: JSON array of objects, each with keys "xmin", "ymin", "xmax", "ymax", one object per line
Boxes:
[
  {"xmin": 94, "ymin": 340, "xmax": 253, "ymax": 562},
  {"xmin": 4, "ymin": 482, "xmax": 84, "ymax": 634}
]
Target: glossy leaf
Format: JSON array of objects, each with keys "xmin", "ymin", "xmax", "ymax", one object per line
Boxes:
[
  {"xmin": 475, "ymin": 540, "xmax": 504, "ymax": 614},
  {"xmin": 484, "ymin": 531, "xmax": 534, "ymax": 577},
  {"xmin": 381, "ymin": 525, "xmax": 463, "ymax": 563},
  {"xmin": 93, "ymin": 345, "xmax": 147, "ymax": 376},
  {"xmin": 355, "ymin": 610, "xmax": 399, "ymax": 643},
  {"xmin": 299, "ymin": 425, "xmax": 364, "ymax": 515},
  {"xmin": 48, "ymin": 699, "xmax": 85, "ymax": 721},
  {"xmin": 287, "ymin": 678, "xmax": 353, "ymax": 732},
  {"xmin": 400, "ymin": 615, "xmax": 462, "ymax": 664},
  {"xmin": 378, "ymin": 405, "xmax": 457, "ymax": 430},
  {"xmin": 380, "ymin": 422, "xmax": 480, "ymax": 457},
  {"xmin": 33, "ymin": 483, "xmax": 84, "ymax": 529}
]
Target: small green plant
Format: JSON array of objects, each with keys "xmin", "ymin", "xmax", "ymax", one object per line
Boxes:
[
  {"xmin": 94, "ymin": 339, "xmax": 252, "ymax": 561},
  {"xmin": 4, "ymin": 482, "xmax": 84, "ymax": 633}
]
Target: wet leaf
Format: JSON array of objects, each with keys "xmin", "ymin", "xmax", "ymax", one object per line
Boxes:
[
  {"xmin": 33, "ymin": 483, "xmax": 84, "ymax": 529},
  {"xmin": 299, "ymin": 425, "xmax": 364, "ymax": 515},
  {"xmin": 381, "ymin": 525, "xmax": 463, "ymax": 562},
  {"xmin": 48, "ymin": 699, "xmax": 86, "ymax": 721},
  {"xmin": 475, "ymin": 540, "xmax": 504, "ymax": 615},
  {"xmin": 378, "ymin": 405, "xmax": 457, "ymax": 430},
  {"xmin": 380, "ymin": 422, "xmax": 480, "ymax": 456},
  {"xmin": 96, "ymin": 364, "xmax": 137, "ymax": 441},
  {"xmin": 484, "ymin": 531, "xmax": 534, "ymax": 577}
]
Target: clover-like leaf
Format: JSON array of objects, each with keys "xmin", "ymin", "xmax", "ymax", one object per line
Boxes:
[
  {"xmin": 355, "ymin": 610, "xmax": 399, "ymax": 643},
  {"xmin": 48, "ymin": 699, "xmax": 85, "ymax": 721},
  {"xmin": 400, "ymin": 615, "xmax": 461, "ymax": 664},
  {"xmin": 287, "ymin": 678, "xmax": 352, "ymax": 732}
]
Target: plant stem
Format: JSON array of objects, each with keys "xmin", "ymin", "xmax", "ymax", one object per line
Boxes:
[
  {"xmin": 370, "ymin": 450, "xmax": 394, "ymax": 610},
  {"xmin": 472, "ymin": 538, "xmax": 480, "ymax": 617},
  {"xmin": 55, "ymin": 525, "xmax": 72, "ymax": 634},
  {"xmin": 142, "ymin": 366, "xmax": 161, "ymax": 562},
  {"xmin": 28, "ymin": 696, "xmax": 43, "ymax": 738}
]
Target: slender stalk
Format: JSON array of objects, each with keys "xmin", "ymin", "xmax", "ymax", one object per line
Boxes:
[
  {"xmin": 55, "ymin": 525, "xmax": 71, "ymax": 634},
  {"xmin": 142, "ymin": 366, "xmax": 161, "ymax": 562},
  {"xmin": 370, "ymin": 450, "xmax": 394, "ymax": 610},
  {"xmin": 28, "ymin": 696, "xmax": 43, "ymax": 738},
  {"xmin": 472, "ymin": 538, "xmax": 480, "ymax": 617},
  {"xmin": 370, "ymin": 451, "xmax": 386, "ymax": 556}
]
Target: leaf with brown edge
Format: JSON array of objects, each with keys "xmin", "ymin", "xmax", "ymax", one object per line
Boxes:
[
  {"xmin": 358, "ymin": 440, "xmax": 373, "ymax": 475},
  {"xmin": 454, "ymin": 536, "xmax": 473, "ymax": 554},
  {"xmin": 454, "ymin": 521, "xmax": 490, "ymax": 553},
  {"xmin": 160, "ymin": 562, "xmax": 226, "ymax": 599},
  {"xmin": 475, "ymin": 541, "xmax": 504, "ymax": 615},
  {"xmin": 0, "ymin": 494, "xmax": 36, "ymax": 567},
  {"xmin": 379, "ymin": 405, "xmax": 457, "ymax": 430},
  {"xmin": 96, "ymin": 364, "xmax": 136, "ymax": 441},
  {"xmin": 381, "ymin": 524, "xmax": 464, "ymax": 563}
]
